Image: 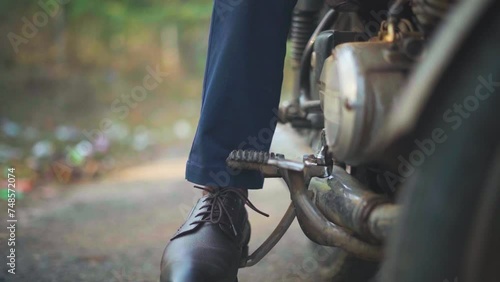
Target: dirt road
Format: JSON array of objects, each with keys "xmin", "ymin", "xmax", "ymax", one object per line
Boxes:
[
  {"xmin": 1, "ymin": 156, "xmax": 323, "ymax": 282},
  {"xmin": 1, "ymin": 125, "xmax": 333, "ymax": 282}
]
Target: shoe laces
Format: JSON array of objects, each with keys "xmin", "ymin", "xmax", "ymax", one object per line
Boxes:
[{"xmin": 190, "ymin": 186, "xmax": 269, "ymax": 236}]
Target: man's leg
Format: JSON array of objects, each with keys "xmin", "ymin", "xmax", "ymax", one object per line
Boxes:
[
  {"xmin": 186, "ymin": 0, "xmax": 297, "ymax": 189},
  {"xmin": 161, "ymin": 1, "xmax": 296, "ymax": 281}
]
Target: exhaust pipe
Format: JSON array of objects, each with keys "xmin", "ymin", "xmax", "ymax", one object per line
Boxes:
[
  {"xmin": 308, "ymin": 166, "xmax": 399, "ymax": 242},
  {"xmin": 284, "ymin": 169, "xmax": 383, "ymax": 261}
]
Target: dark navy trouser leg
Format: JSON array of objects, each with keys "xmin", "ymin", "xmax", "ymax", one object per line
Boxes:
[{"xmin": 186, "ymin": 0, "xmax": 297, "ymax": 189}]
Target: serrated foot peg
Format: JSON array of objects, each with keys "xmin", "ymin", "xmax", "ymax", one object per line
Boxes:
[
  {"xmin": 227, "ymin": 150, "xmax": 283, "ymax": 170},
  {"xmin": 226, "ymin": 150, "xmax": 305, "ymax": 178}
]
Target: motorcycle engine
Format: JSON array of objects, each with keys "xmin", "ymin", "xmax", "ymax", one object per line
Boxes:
[{"xmin": 317, "ymin": 40, "xmax": 414, "ymax": 165}]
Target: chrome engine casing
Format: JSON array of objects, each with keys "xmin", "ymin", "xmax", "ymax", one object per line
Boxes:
[{"xmin": 319, "ymin": 42, "xmax": 412, "ymax": 165}]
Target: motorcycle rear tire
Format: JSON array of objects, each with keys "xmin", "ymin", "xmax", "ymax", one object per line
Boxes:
[{"xmin": 381, "ymin": 1, "xmax": 500, "ymax": 281}]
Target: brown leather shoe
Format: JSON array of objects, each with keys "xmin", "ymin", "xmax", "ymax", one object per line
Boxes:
[{"xmin": 160, "ymin": 186, "xmax": 268, "ymax": 282}]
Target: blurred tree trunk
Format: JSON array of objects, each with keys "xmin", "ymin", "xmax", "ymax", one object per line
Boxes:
[
  {"xmin": 54, "ymin": 6, "xmax": 66, "ymax": 66},
  {"xmin": 178, "ymin": 24, "xmax": 209, "ymax": 77},
  {"xmin": 161, "ymin": 24, "xmax": 182, "ymax": 76}
]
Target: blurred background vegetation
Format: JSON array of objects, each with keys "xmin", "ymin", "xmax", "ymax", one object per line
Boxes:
[{"xmin": 0, "ymin": 0, "xmax": 293, "ymax": 191}]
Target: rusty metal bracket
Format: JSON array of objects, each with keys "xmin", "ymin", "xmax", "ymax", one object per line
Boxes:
[{"xmin": 240, "ymin": 203, "xmax": 296, "ymax": 268}]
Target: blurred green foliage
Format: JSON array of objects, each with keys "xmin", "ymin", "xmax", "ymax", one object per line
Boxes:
[
  {"xmin": 0, "ymin": 0, "xmax": 214, "ymax": 123},
  {"xmin": 0, "ymin": 0, "xmax": 215, "ymax": 153},
  {"xmin": 0, "ymin": 0, "xmax": 294, "ymax": 180},
  {"xmin": 0, "ymin": 0, "xmax": 213, "ymax": 23},
  {"xmin": 0, "ymin": 0, "xmax": 217, "ymax": 180}
]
